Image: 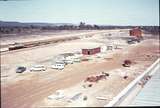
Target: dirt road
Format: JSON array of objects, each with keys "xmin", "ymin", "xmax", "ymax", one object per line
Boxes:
[{"xmin": 1, "ymin": 57, "xmax": 121, "ymax": 108}]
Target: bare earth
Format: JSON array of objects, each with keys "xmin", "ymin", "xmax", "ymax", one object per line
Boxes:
[{"xmin": 1, "ymin": 29, "xmax": 159, "ymax": 108}]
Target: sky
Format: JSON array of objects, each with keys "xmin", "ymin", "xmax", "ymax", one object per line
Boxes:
[{"xmin": 0, "ymin": 0, "xmax": 159, "ymax": 26}]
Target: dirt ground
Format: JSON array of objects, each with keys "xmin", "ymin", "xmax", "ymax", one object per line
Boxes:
[
  {"xmin": 1, "ymin": 29, "xmax": 159, "ymax": 108},
  {"xmin": 0, "ymin": 30, "xmax": 106, "ymax": 46}
]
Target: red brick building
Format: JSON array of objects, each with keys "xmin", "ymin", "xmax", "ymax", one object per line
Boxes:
[
  {"xmin": 82, "ymin": 47, "xmax": 101, "ymax": 55},
  {"xmin": 129, "ymin": 28, "xmax": 142, "ymax": 37}
]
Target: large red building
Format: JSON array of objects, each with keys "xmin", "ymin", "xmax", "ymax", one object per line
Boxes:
[
  {"xmin": 129, "ymin": 28, "xmax": 142, "ymax": 37},
  {"xmin": 82, "ymin": 47, "xmax": 101, "ymax": 55}
]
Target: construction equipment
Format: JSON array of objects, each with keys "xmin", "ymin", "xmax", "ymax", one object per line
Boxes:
[
  {"xmin": 122, "ymin": 60, "xmax": 132, "ymax": 67},
  {"xmin": 123, "ymin": 76, "xmax": 128, "ymax": 79},
  {"xmin": 85, "ymin": 76, "xmax": 99, "ymax": 83}
]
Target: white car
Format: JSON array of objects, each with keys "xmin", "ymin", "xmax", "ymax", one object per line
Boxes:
[
  {"xmin": 30, "ymin": 65, "xmax": 46, "ymax": 71},
  {"xmin": 73, "ymin": 58, "xmax": 81, "ymax": 62},
  {"xmin": 64, "ymin": 59, "xmax": 73, "ymax": 64},
  {"xmin": 51, "ymin": 62, "xmax": 65, "ymax": 70}
]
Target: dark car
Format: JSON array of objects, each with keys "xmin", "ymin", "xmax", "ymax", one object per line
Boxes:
[
  {"xmin": 127, "ymin": 39, "xmax": 136, "ymax": 44},
  {"xmin": 16, "ymin": 66, "xmax": 26, "ymax": 73}
]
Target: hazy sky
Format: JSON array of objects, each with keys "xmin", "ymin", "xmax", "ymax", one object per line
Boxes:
[{"xmin": 0, "ymin": 0, "xmax": 159, "ymax": 25}]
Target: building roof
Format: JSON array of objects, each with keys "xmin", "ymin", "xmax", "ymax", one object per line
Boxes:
[{"xmin": 131, "ymin": 64, "xmax": 160, "ymax": 106}]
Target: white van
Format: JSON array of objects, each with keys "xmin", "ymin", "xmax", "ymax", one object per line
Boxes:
[
  {"xmin": 30, "ymin": 65, "xmax": 46, "ymax": 71},
  {"xmin": 73, "ymin": 58, "xmax": 81, "ymax": 62},
  {"xmin": 51, "ymin": 62, "xmax": 65, "ymax": 70}
]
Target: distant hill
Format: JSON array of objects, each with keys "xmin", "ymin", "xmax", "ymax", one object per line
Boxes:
[{"xmin": 0, "ymin": 21, "xmax": 74, "ymax": 27}]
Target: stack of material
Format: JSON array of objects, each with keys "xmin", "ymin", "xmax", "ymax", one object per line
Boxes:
[{"xmin": 84, "ymin": 72, "xmax": 109, "ymax": 83}]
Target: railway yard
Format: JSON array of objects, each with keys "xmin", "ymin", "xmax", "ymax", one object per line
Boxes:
[{"xmin": 1, "ymin": 29, "xmax": 159, "ymax": 107}]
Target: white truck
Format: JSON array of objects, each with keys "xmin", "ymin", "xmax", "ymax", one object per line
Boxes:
[{"xmin": 51, "ymin": 62, "xmax": 65, "ymax": 70}]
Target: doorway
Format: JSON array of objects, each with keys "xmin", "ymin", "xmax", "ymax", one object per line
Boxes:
[{"xmin": 87, "ymin": 51, "xmax": 90, "ymax": 55}]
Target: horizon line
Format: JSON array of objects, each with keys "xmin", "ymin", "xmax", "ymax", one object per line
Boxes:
[{"xmin": 0, "ymin": 20, "xmax": 159, "ymax": 26}]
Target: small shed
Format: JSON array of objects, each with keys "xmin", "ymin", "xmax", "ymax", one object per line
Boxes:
[
  {"xmin": 82, "ymin": 47, "xmax": 101, "ymax": 55},
  {"xmin": 129, "ymin": 27, "xmax": 142, "ymax": 37}
]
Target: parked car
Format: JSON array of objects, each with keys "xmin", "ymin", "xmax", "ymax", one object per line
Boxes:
[
  {"xmin": 30, "ymin": 65, "xmax": 46, "ymax": 71},
  {"xmin": 127, "ymin": 39, "xmax": 136, "ymax": 44},
  {"xmin": 73, "ymin": 58, "xmax": 81, "ymax": 62},
  {"xmin": 16, "ymin": 66, "xmax": 26, "ymax": 73},
  {"xmin": 64, "ymin": 59, "xmax": 73, "ymax": 64},
  {"xmin": 51, "ymin": 62, "xmax": 65, "ymax": 70}
]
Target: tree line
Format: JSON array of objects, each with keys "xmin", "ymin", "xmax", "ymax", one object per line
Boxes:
[{"xmin": 0, "ymin": 22, "xmax": 159, "ymax": 35}]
